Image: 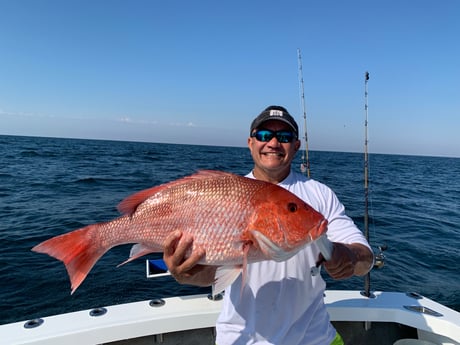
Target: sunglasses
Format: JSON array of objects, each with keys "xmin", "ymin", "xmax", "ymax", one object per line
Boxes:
[{"xmin": 251, "ymin": 129, "xmax": 297, "ymax": 143}]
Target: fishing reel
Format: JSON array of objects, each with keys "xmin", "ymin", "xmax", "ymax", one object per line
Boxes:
[{"xmin": 373, "ymin": 244, "xmax": 387, "ymax": 269}]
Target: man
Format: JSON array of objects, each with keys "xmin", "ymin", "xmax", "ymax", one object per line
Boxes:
[{"xmin": 163, "ymin": 105, "xmax": 374, "ymax": 345}]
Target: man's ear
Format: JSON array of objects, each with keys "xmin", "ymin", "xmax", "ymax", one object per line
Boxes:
[{"xmin": 295, "ymin": 140, "xmax": 301, "ymax": 151}]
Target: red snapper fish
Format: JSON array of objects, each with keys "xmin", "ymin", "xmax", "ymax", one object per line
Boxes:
[{"xmin": 32, "ymin": 170, "xmax": 328, "ymax": 295}]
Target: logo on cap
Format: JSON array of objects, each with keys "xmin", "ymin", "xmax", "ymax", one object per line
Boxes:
[{"xmin": 269, "ymin": 109, "xmax": 283, "ymax": 117}]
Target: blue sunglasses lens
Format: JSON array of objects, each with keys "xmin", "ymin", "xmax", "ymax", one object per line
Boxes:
[{"xmin": 252, "ymin": 130, "xmax": 296, "ymax": 143}]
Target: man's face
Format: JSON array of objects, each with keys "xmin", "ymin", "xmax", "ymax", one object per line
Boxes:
[{"xmin": 248, "ymin": 120, "xmax": 300, "ymax": 178}]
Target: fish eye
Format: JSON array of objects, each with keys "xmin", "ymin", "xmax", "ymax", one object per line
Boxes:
[{"xmin": 287, "ymin": 202, "xmax": 297, "ymax": 212}]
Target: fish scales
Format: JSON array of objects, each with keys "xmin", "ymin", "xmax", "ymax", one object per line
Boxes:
[{"xmin": 95, "ymin": 174, "xmax": 254, "ymax": 261}]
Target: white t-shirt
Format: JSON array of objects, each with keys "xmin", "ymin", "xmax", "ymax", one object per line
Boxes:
[{"xmin": 215, "ymin": 170, "xmax": 371, "ymax": 345}]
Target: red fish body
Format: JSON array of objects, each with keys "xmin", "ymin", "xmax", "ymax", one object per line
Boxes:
[{"xmin": 33, "ymin": 170, "xmax": 327, "ymax": 294}]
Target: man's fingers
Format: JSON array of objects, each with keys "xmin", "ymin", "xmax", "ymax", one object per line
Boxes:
[
  {"xmin": 163, "ymin": 230, "xmax": 182, "ymax": 256},
  {"xmin": 323, "ymin": 244, "xmax": 356, "ymax": 280},
  {"xmin": 163, "ymin": 231, "xmax": 206, "ymax": 275},
  {"xmin": 169, "ymin": 233, "xmax": 193, "ymax": 265},
  {"xmin": 178, "ymin": 247, "xmax": 205, "ymax": 272}
]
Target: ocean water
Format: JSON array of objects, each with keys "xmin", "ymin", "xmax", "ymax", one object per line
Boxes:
[{"xmin": 0, "ymin": 135, "xmax": 459, "ymax": 325}]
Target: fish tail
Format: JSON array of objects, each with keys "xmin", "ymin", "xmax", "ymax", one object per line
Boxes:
[{"xmin": 32, "ymin": 224, "xmax": 107, "ymax": 294}]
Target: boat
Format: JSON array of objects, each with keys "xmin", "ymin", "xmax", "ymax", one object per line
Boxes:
[
  {"xmin": 2, "ymin": 252, "xmax": 459, "ymax": 345},
  {"xmin": 1, "ymin": 73, "xmax": 459, "ymax": 345},
  {"xmin": 1, "ymin": 259, "xmax": 459, "ymax": 344},
  {"xmin": 1, "ymin": 288, "xmax": 459, "ymax": 345}
]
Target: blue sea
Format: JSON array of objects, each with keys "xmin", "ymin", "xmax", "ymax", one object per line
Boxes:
[{"xmin": 0, "ymin": 135, "xmax": 459, "ymax": 325}]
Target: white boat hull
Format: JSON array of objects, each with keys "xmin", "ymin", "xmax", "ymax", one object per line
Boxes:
[{"xmin": 1, "ymin": 290, "xmax": 459, "ymax": 345}]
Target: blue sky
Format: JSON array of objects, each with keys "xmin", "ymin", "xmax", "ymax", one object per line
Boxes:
[{"xmin": 1, "ymin": 1, "xmax": 459, "ymax": 157}]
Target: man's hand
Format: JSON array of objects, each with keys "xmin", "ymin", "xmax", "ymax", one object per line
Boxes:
[
  {"xmin": 163, "ymin": 231, "xmax": 217, "ymax": 286},
  {"xmin": 322, "ymin": 242, "xmax": 374, "ymax": 280}
]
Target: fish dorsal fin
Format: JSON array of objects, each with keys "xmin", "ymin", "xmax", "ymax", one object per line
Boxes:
[
  {"xmin": 189, "ymin": 170, "xmax": 233, "ymax": 178},
  {"xmin": 117, "ymin": 185, "xmax": 165, "ymax": 215},
  {"xmin": 117, "ymin": 170, "xmax": 235, "ymax": 215}
]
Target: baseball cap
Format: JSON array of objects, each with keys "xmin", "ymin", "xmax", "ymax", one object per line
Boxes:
[{"xmin": 250, "ymin": 105, "xmax": 299, "ymax": 136}]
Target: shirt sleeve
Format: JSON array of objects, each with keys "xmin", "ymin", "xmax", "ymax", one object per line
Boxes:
[{"xmin": 306, "ymin": 180, "xmax": 371, "ymax": 249}]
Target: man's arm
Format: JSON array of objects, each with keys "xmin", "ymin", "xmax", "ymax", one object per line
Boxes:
[{"xmin": 163, "ymin": 231, "xmax": 217, "ymax": 286}]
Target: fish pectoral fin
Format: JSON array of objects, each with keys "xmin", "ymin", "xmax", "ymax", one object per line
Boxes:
[
  {"xmin": 251, "ymin": 230, "xmax": 296, "ymax": 262},
  {"xmin": 117, "ymin": 244, "xmax": 157, "ymax": 267},
  {"xmin": 212, "ymin": 266, "xmax": 242, "ymax": 296}
]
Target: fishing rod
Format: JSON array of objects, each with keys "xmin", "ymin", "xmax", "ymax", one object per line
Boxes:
[
  {"xmin": 364, "ymin": 72, "xmax": 369, "ymax": 248},
  {"xmin": 362, "ymin": 71, "xmax": 372, "ymax": 298},
  {"xmin": 297, "ymin": 48, "xmax": 311, "ymax": 178},
  {"xmin": 361, "ymin": 72, "xmax": 386, "ymax": 301}
]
